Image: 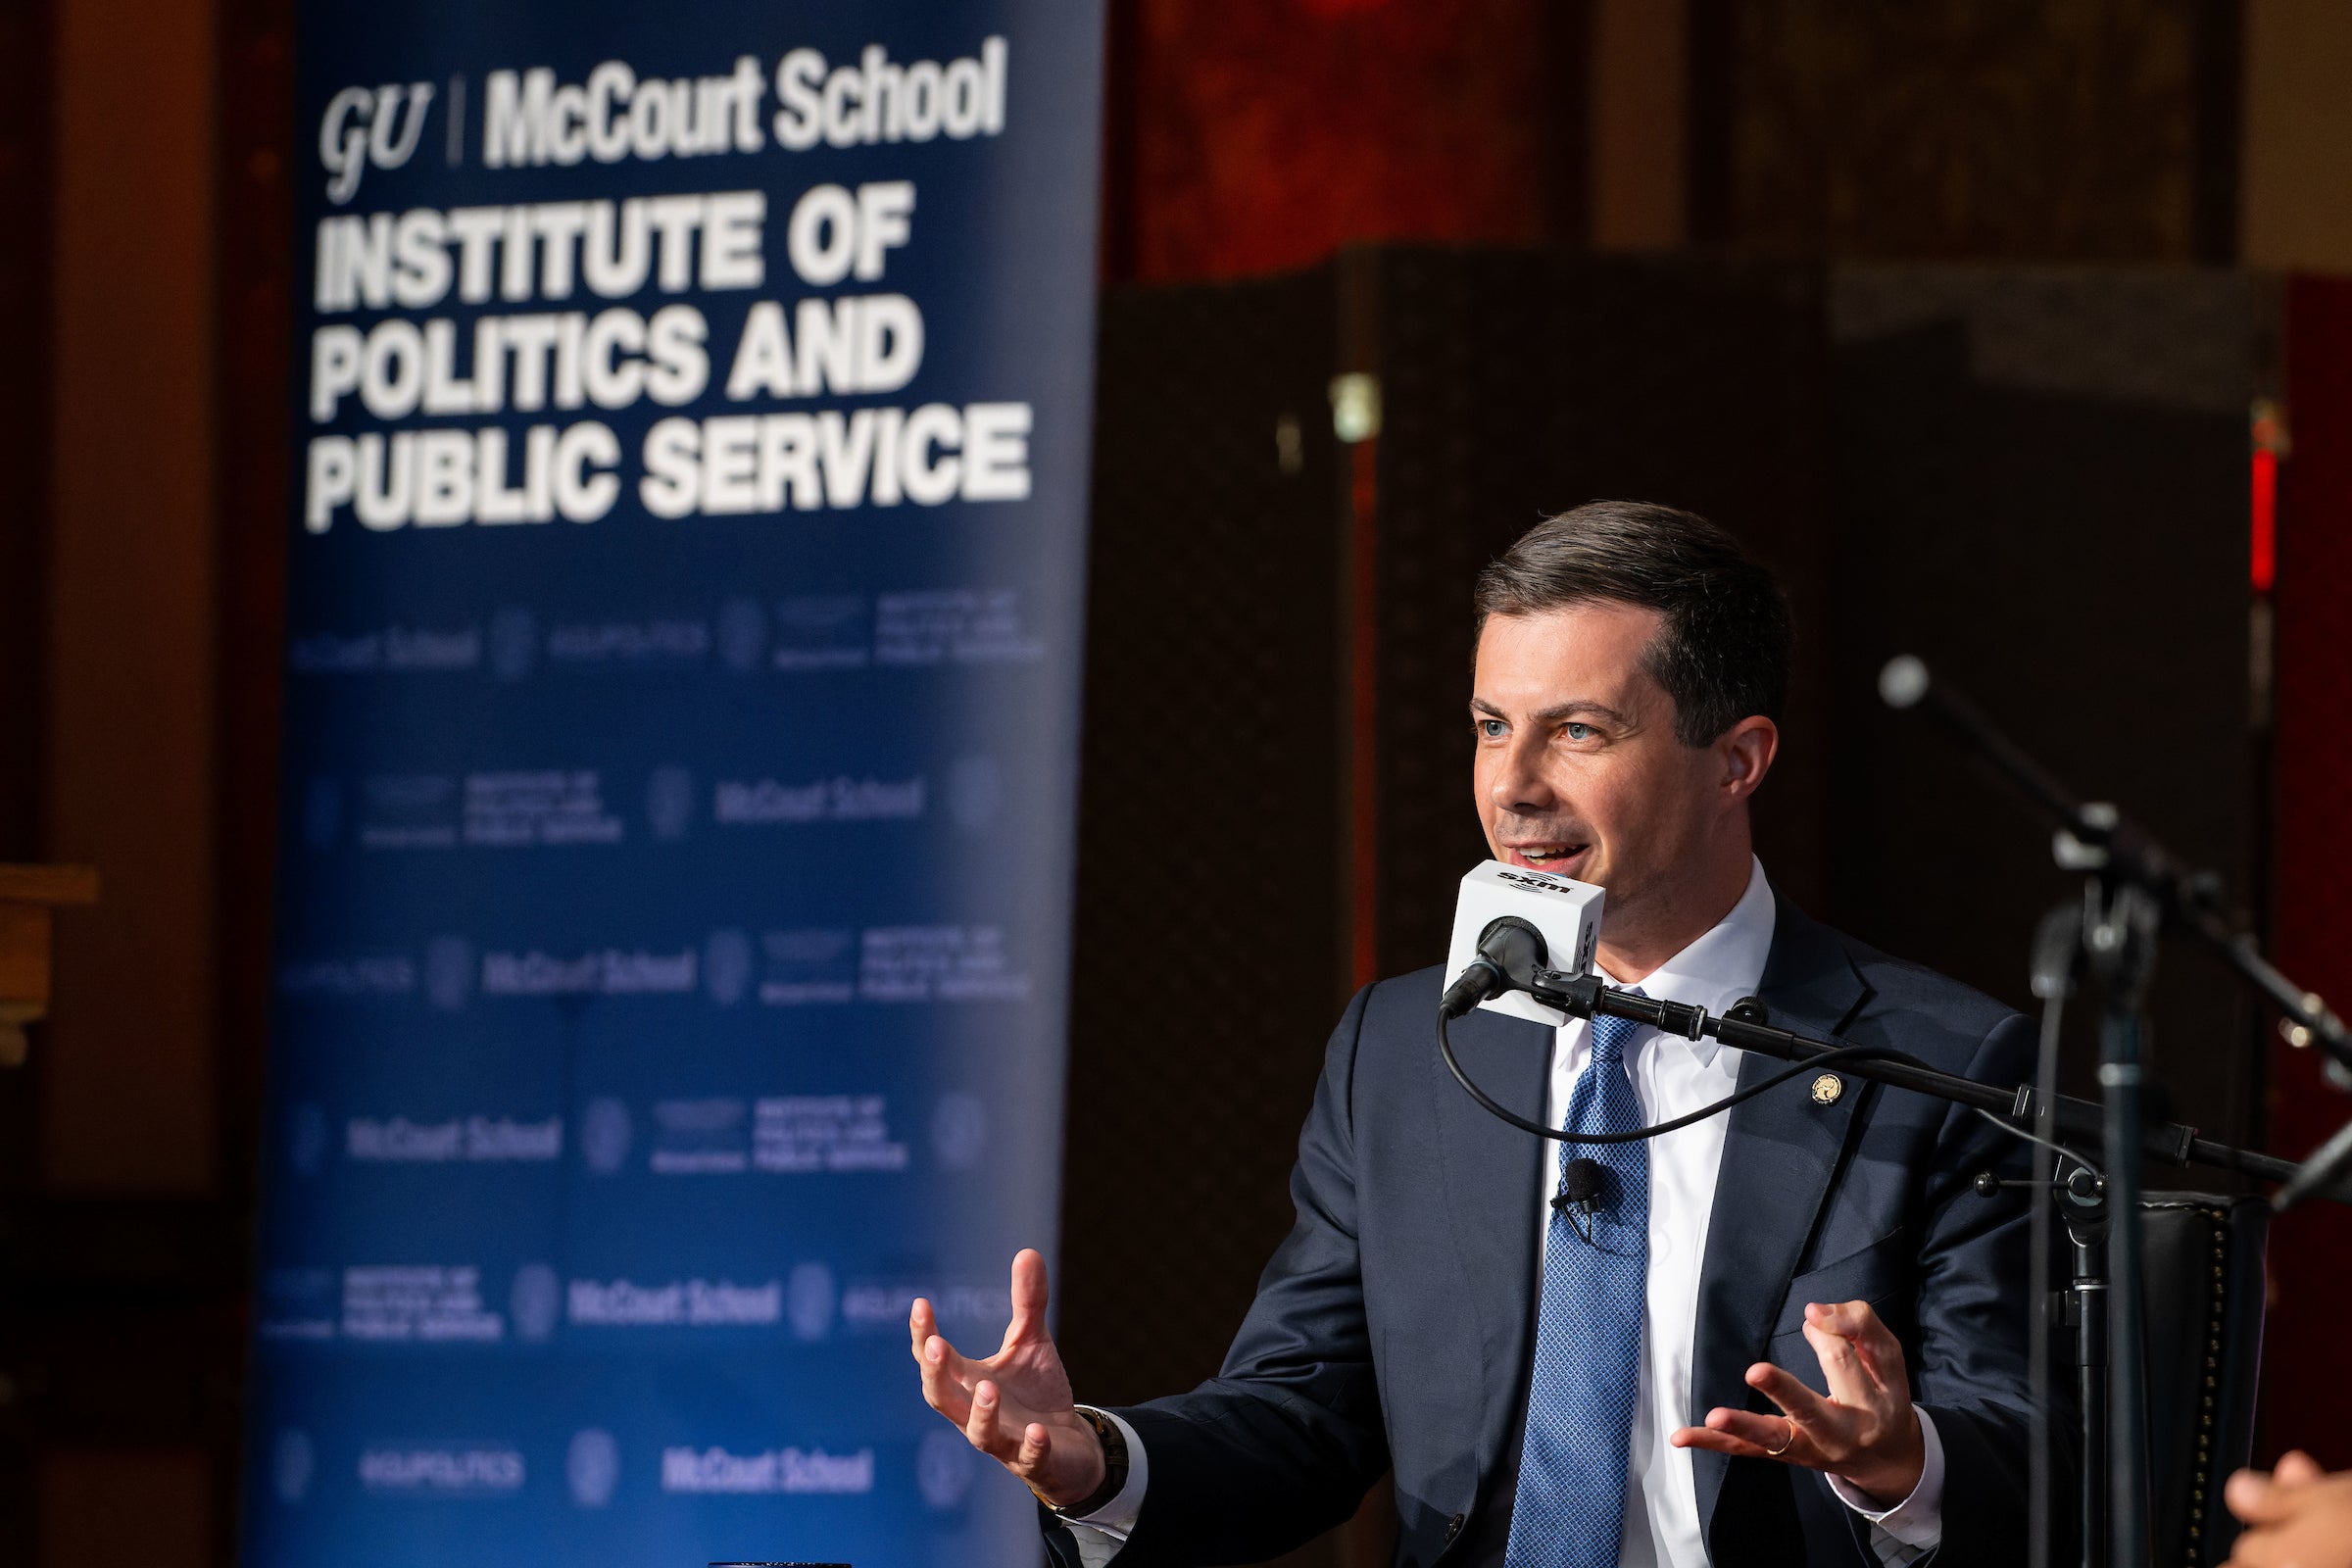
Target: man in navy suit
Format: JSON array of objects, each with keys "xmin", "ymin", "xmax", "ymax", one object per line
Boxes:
[{"xmin": 913, "ymin": 503, "xmax": 2046, "ymax": 1566}]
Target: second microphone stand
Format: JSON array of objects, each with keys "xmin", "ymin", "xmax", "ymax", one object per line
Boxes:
[
  {"xmin": 1502, "ymin": 968, "xmax": 2297, "ymax": 1568},
  {"xmin": 2078, "ymin": 876, "xmax": 2158, "ymax": 1568}
]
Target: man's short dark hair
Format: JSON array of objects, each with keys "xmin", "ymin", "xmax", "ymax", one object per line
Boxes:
[{"xmin": 1474, "ymin": 501, "xmax": 1791, "ymax": 747}]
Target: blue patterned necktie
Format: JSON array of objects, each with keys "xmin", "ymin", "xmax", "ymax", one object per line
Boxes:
[{"xmin": 1504, "ymin": 1008, "xmax": 1650, "ymax": 1568}]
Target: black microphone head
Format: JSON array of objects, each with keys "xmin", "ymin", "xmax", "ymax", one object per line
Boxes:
[
  {"xmin": 1476, "ymin": 915, "xmax": 1549, "ymax": 987},
  {"xmin": 1443, "ymin": 916, "xmax": 1555, "ymax": 1020},
  {"xmin": 1439, "ymin": 956, "xmax": 1505, "ymax": 1020},
  {"xmin": 1559, "ymin": 1156, "xmax": 1605, "ymax": 1205}
]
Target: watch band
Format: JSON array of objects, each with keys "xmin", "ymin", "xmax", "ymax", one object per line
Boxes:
[{"xmin": 1038, "ymin": 1404, "xmax": 1128, "ymax": 1518}]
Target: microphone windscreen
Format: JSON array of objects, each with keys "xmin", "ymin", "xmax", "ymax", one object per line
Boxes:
[
  {"xmin": 1477, "ymin": 915, "xmax": 1548, "ymax": 986},
  {"xmin": 1443, "ymin": 860, "xmax": 1604, "ymax": 1028},
  {"xmin": 1560, "ymin": 1156, "xmax": 1605, "ymax": 1204}
]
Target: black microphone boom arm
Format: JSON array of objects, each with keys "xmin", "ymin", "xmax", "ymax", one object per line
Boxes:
[
  {"xmin": 1881, "ymin": 655, "xmax": 2352, "ymax": 1079},
  {"xmin": 1527, "ymin": 971, "xmax": 2304, "ymax": 1192}
]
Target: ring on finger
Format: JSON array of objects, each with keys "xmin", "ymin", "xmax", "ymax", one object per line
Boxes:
[{"xmin": 1763, "ymin": 1416, "xmax": 1796, "ymax": 1457}]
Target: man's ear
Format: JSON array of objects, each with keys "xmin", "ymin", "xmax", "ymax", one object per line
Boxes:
[{"xmin": 1718, "ymin": 716, "xmax": 1779, "ymax": 802}]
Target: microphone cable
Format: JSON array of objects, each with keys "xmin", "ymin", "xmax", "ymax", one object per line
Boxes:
[{"xmin": 1437, "ymin": 1006, "xmax": 1917, "ymax": 1146}]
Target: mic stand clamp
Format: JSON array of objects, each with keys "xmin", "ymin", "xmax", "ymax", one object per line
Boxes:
[
  {"xmin": 2056, "ymin": 1165, "xmax": 2114, "ymax": 1568},
  {"xmin": 1980, "ymin": 1159, "xmax": 2114, "ymax": 1568}
]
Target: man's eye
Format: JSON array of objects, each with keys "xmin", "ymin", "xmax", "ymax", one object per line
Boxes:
[
  {"xmin": 1478, "ymin": 719, "xmax": 1506, "ymax": 739},
  {"xmin": 1563, "ymin": 722, "xmax": 1592, "ymax": 742}
]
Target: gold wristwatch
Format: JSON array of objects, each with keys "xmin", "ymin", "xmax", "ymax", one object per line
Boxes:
[{"xmin": 1036, "ymin": 1404, "xmax": 1127, "ymax": 1517}]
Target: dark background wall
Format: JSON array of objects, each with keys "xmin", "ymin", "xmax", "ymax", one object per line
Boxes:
[
  {"xmin": 12, "ymin": 2, "xmax": 2352, "ymax": 1566},
  {"xmin": 2264, "ymin": 274, "xmax": 2352, "ymax": 1486},
  {"xmin": 1824, "ymin": 269, "xmax": 2275, "ymax": 1135},
  {"xmin": 1709, "ymin": 0, "xmax": 2243, "ymax": 262}
]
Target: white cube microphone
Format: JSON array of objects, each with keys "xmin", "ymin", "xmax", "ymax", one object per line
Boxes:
[{"xmin": 1442, "ymin": 860, "xmax": 1606, "ymax": 1025}]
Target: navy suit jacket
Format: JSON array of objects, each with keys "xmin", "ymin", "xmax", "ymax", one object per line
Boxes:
[{"xmin": 1049, "ymin": 896, "xmax": 2054, "ymax": 1568}]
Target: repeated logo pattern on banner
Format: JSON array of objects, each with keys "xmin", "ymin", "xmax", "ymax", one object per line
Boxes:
[{"xmin": 246, "ymin": 6, "xmax": 1103, "ymax": 1565}]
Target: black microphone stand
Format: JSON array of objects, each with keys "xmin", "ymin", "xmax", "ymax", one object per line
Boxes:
[
  {"xmin": 2082, "ymin": 880, "xmax": 2156, "ymax": 1568},
  {"xmin": 1974, "ymin": 1148, "xmax": 2113, "ymax": 1568},
  {"xmin": 1877, "ymin": 656, "xmax": 2352, "ymax": 1566},
  {"xmin": 1482, "ymin": 969, "xmax": 2301, "ymax": 1568}
]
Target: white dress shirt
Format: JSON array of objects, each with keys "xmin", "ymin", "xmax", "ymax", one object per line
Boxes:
[{"xmin": 1068, "ymin": 858, "xmax": 1941, "ymax": 1565}]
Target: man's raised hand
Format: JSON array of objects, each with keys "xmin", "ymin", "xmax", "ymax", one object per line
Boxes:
[
  {"xmin": 1668, "ymin": 1298, "xmax": 1928, "ymax": 1506},
  {"xmin": 911, "ymin": 1249, "xmax": 1105, "ymax": 1509}
]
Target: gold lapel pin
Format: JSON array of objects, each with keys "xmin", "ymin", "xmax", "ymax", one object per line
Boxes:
[{"xmin": 1811, "ymin": 1073, "xmax": 1843, "ymax": 1104}]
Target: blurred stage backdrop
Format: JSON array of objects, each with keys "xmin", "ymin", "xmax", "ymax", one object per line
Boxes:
[{"xmin": 244, "ymin": 4, "xmax": 1102, "ymax": 1564}]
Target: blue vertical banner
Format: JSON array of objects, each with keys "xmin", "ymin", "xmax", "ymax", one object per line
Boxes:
[{"xmin": 246, "ymin": 6, "xmax": 1102, "ymax": 1565}]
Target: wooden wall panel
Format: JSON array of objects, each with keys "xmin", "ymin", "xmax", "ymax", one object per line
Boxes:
[
  {"xmin": 1710, "ymin": 0, "xmax": 2227, "ymax": 262},
  {"xmin": 38, "ymin": 1449, "xmax": 211, "ymax": 1568},
  {"xmin": 44, "ymin": 0, "xmax": 220, "ymax": 1195},
  {"xmin": 2242, "ymin": 0, "xmax": 2352, "ymax": 272}
]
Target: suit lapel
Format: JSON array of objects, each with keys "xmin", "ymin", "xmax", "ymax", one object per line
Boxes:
[
  {"xmin": 1689, "ymin": 895, "xmax": 1873, "ymax": 1536},
  {"xmin": 1429, "ymin": 1001, "xmax": 1555, "ymax": 1481}
]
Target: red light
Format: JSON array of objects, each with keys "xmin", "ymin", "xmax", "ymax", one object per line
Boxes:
[{"xmin": 2252, "ymin": 448, "xmax": 2278, "ymax": 593}]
